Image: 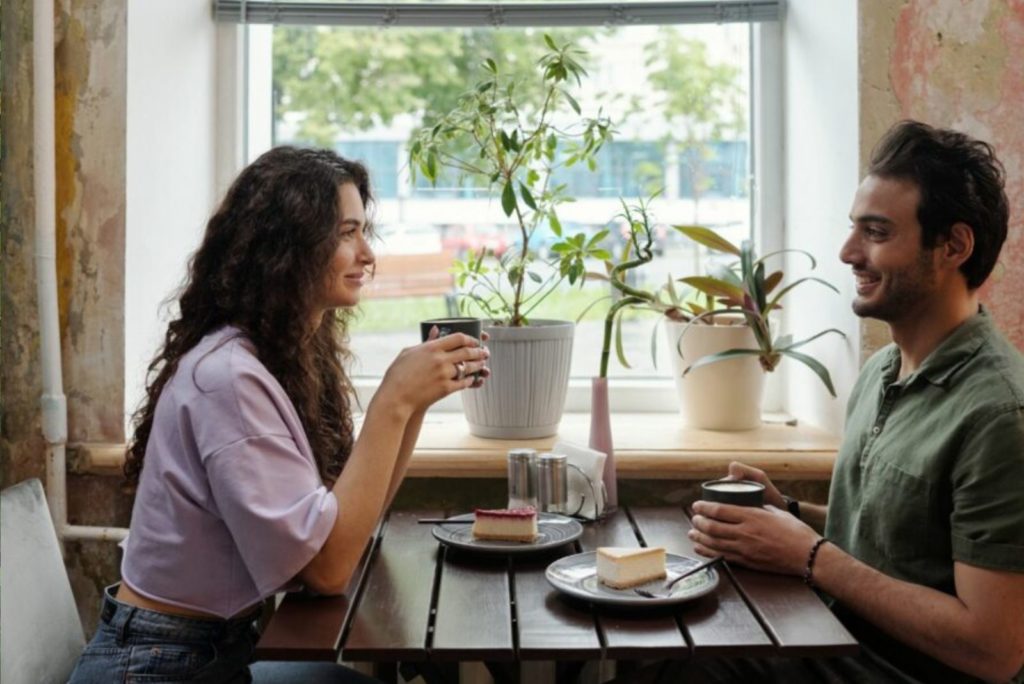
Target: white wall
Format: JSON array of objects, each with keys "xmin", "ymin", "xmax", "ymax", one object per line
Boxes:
[
  {"xmin": 782, "ymin": 0, "xmax": 861, "ymax": 434},
  {"xmin": 125, "ymin": 1, "xmax": 226, "ymax": 425}
]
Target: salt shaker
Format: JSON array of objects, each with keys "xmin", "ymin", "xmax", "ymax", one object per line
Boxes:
[
  {"xmin": 536, "ymin": 452, "xmax": 568, "ymax": 514},
  {"xmin": 507, "ymin": 448, "xmax": 538, "ymax": 509}
]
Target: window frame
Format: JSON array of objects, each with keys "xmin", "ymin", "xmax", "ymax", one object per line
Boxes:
[{"xmin": 219, "ymin": 8, "xmax": 784, "ymax": 415}]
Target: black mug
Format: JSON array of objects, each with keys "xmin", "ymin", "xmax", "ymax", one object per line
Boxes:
[
  {"xmin": 419, "ymin": 317, "xmax": 482, "ymax": 342},
  {"xmin": 420, "ymin": 317, "xmax": 484, "ymax": 379},
  {"xmin": 700, "ymin": 479, "xmax": 765, "ymax": 507}
]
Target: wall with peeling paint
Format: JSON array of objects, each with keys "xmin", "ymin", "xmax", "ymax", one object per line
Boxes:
[
  {"xmin": 1, "ymin": 0, "xmax": 131, "ymax": 635},
  {"xmin": 860, "ymin": 0, "xmax": 1024, "ymax": 353}
]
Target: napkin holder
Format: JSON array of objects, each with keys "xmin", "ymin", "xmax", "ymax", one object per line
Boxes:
[{"xmin": 552, "ymin": 440, "xmax": 607, "ymax": 520}]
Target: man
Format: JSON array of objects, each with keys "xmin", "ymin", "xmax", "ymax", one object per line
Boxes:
[{"xmin": 687, "ymin": 121, "xmax": 1024, "ymax": 683}]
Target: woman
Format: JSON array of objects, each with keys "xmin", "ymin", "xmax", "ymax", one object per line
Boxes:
[{"xmin": 68, "ymin": 147, "xmax": 488, "ymax": 683}]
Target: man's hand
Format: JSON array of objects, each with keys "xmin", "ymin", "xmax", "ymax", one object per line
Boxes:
[
  {"xmin": 723, "ymin": 461, "xmax": 786, "ymax": 509},
  {"xmin": 688, "ymin": 500, "xmax": 820, "ymax": 576}
]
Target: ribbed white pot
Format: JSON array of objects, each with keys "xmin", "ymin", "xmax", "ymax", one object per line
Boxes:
[
  {"xmin": 664, "ymin": 316, "xmax": 764, "ymax": 430},
  {"xmin": 462, "ymin": 319, "xmax": 574, "ymax": 439}
]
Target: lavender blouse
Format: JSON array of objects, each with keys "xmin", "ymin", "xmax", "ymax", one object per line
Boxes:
[{"xmin": 120, "ymin": 327, "xmax": 338, "ymax": 618}]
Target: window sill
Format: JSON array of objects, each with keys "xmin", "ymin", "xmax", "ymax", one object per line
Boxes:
[
  {"xmin": 405, "ymin": 412, "xmax": 839, "ymax": 480},
  {"xmin": 71, "ymin": 413, "xmax": 839, "ymax": 481}
]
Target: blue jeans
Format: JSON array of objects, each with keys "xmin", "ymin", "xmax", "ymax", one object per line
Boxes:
[{"xmin": 68, "ymin": 585, "xmax": 380, "ymax": 683}]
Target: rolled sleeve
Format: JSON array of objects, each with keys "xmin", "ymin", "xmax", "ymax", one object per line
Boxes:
[
  {"xmin": 206, "ymin": 434, "xmax": 338, "ymax": 595},
  {"xmin": 951, "ymin": 406, "xmax": 1024, "ymax": 572}
]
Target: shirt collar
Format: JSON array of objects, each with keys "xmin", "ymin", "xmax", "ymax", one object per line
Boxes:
[{"xmin": 887, "ymin": 307, "xmax": 989, "ymax": 389}]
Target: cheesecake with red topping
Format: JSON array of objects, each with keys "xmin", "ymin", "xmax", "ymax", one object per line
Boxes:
[{"xmin": 472, "ymin": 506, "xmax": 538, "ymax": 542}]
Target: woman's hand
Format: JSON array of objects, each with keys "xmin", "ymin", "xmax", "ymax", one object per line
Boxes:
[
  {"xmin": 375, "ymin": 330, "xmax": 490, "ymax": 413},
  {"xmin": 688, "ymin": 501, "xmax": 819, "ymax": 576}
]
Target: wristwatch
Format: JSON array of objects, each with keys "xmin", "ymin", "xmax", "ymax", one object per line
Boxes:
[{"xmin": 783, "ymin": 495, "xmax": 801, "ymax": 519}]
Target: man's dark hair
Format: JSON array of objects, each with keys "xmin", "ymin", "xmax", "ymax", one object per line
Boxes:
[{"xmin": 868, "ymin": 120, "xmax": 1009, "ymax": 289}]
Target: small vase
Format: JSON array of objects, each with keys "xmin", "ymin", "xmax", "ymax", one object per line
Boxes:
[{"xmin": 589, "ymin": 376, "xmax": 617, "ymax": 512}]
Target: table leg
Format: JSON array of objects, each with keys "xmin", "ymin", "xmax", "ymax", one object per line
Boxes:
[
  {"xmin": 483, "ymin": 661, "xmax": 519, "ymax": 684},
  {"xmin": 401, "ymin": 661, "xmax": 459, "ymax": 684},
  {"xmin": 374, "ymin": 661, "xmax": 398, "ymax": 684},
  {"xmin": 555, "ymin": 661, "xmax": 586, "ymax": 684}
]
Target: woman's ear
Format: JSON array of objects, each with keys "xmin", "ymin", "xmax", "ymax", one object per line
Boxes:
[{"xmin": 943, "ymin": 222, "xmax": 975, "ymax": 270}]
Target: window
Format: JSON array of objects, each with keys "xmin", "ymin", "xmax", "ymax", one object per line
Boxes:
[{"xmin": 225, "ymin": 1, "xmax": 782, "ymax": 411}]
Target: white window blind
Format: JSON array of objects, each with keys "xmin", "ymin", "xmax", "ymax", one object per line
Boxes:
[{"xmin": 213, "ymin": 1, "xmax": 782, "ymax": 27}]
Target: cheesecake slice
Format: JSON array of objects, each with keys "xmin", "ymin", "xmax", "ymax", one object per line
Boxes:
[
  {"xmin": 596, "ymin": 547, "xmax": 667, "ymax": 589},
  {"xmin": 472, "ymin": 506, "xmax": 538, "ymax": 542}
]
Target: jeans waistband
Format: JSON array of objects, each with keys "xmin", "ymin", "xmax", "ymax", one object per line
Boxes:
[{"xmin": 100, "ymin": 585, "xmax": 259, "ymax": 643}]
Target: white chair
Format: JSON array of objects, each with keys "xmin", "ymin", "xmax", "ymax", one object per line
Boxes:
[{"xmin": 1, "ymin": 478, "xmax": 85, "ymax": 684}]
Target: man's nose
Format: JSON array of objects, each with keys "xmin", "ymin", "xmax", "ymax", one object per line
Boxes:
[{"xmin": 839, "ymin": 231, "xmax": 859, "ymax": 265}]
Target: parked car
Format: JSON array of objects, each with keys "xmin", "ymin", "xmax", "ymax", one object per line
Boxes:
[
  {"xmin": 374, "ymin": 222, "xmax": 445, "ymax": 256},
  {"xmin": 441, "ymin": 223, "xmax": 510, "ymax": 258}
]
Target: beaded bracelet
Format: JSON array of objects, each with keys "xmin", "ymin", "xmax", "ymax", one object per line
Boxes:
[{"xmin": 803, "ymin": 537, "xmax": 828, "ymax": 587}]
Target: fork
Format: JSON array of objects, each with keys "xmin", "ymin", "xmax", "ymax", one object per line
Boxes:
[{"xmin": 633, "ymin": 556, "xmax": 724, "ymax": 598}]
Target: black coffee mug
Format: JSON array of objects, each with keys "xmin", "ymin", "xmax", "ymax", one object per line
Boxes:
[
  {"xmin": 419, "ymin": 317, "xmax": 482, "ymax": 343},
  {"xmin": 421, "ymin": 317, "xmax": 484, "ymax": 380},
  {"xmin": 700, "ymin": 479, "xmax": 765, "ymax": 507}
]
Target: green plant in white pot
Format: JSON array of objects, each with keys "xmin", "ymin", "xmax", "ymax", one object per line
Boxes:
[
  {"xmin": 597, "ymin": 201, "xmax": 844, "ymax": 430},
  {"xmin": 409, "ymin": 35, "xmax": 613, "ymax": 438}
]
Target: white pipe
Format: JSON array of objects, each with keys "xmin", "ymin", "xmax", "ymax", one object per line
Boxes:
[
  {"xmin": 34, "ymin": 0, "xmax": 69, "ymax": 541},
  {"xmin": 64, "ymin": 524, "xmax": 129, "ymax": 543}
]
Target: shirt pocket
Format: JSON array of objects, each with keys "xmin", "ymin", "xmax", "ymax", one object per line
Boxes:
[{"xmin": 860, "ymin": 457, "xmax": 948, "ymax": 573}]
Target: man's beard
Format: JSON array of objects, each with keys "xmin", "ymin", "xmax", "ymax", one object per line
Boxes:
[{"xmin": 851, "ymin": 252, "xmax": 936, "ymax": 321}]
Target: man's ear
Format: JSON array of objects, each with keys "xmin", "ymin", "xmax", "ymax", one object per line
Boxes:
[{"xmin": 941, "ymin": 222, "xmax": 975, "ymax": 270}]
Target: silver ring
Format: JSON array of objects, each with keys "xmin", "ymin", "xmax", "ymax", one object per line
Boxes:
[{"xmin": 453, "ymin": 362, "xmax": 466, "ymax": 381}]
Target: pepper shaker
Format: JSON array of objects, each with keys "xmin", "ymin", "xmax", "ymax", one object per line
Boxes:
[
  {"xmin": 536, "ymin": 452, "xmax": 568, "ymax": 514},
  {"xmin": 507, "ymin": 448, "xmax": 538, "ymax": 509}
]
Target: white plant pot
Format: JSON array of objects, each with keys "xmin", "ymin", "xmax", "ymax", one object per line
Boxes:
[
  {"xmin": 664, "ymin": 316, "xmax": 765, "ymax": 430},
  {"xmin": 462, "ymin": 319, "xmax": 574, "ymax": 439}
]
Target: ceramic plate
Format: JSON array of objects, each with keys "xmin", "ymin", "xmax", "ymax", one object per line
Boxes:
[
  {"xmin": 545, "ymin": 551, "xmax": 719, "ymax": 607},
  {"xmin": 432, "ymin": 513, "xmax": 583, "ymax": 554}
]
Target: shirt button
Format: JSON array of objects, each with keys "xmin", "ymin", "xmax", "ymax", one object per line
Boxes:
[{"xmin": 872, "ymin": 426, "xmax": 881, "ymax": 435}]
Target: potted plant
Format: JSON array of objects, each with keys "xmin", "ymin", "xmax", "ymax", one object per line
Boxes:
[
  {"xmin": 596, "ymin": 200, "xmax": 844, "ymax": 430},
  {"xmin": 409, "ymin": 35, "xmax": 613, "ymax": 438}
]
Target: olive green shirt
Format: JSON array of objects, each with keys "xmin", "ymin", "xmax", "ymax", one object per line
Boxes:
[{"xmin": 825, "ymin": 308, "xmax": 1024, "ymax": 683}]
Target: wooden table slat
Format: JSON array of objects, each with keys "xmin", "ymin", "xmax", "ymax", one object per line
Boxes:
[
  {"xmin": 512, "ymin": 547, "xmax": 603, "ymax": 660},
  {"xmin": 342, "ymin": 510, "xmax": 443, "ymax": 662},
  {"xmin": 254, "ymin": 516, "xmax": 386, "ymax": 661},
  {"xmin": 576, "ymin": 510, "xmax": 690, "ymax": 660},
  {"xmin": 727, "ymin": 567, "xmax": 859, "ymax": 658},
  {"xmin": 431, "ymin": 544, "xmax": 516, "ymax": 662},
  {"xmin": 629, "ymin": 507, "xmax": 775, "ymax": 657}
]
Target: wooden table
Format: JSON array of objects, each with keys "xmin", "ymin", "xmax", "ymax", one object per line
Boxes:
[{"xmin": 255, "ymin": 507, "xmax": 857, "ymax": 683}]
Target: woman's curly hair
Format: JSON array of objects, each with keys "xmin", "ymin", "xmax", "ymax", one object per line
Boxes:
[{"xmin": 124, "ymin": 146, "xmax": 373, "ymax": 488}]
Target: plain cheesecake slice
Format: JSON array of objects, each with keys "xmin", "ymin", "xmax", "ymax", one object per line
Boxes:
[
  {"xmin": 471, "ymin": 506, "xmax": 539, "ymax": 542},
  {"xmin": 596, "ymin": 546, "xmax": 667, "ymax": 589}
]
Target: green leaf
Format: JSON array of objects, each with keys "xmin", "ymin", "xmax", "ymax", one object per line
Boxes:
[
  {"xmin": 614, "ymin": 316, "xmax": 631, "ymax": 369},
  {"xmin": 767, "ymin": 276, "xmax": 841, "ymax": 311},
  {"xmin": 549, "ymin": 212, "xmax": 563, "ymax": 236},
  {"xmin": 527, "ymin": 270, "xmax": 543, "ymax": 284},
  {"xmin": 501, "ymin": 181, "xmax": 517, "ymax": 217},
  {"xmin": 562, "ymin": 89, "xmax": 582, "ymax": 115},
  {"xmin": 483, "ymin": 58, "xmax": 498, "ymax": 74},
  {"xmin": 499, "ymin": 130, "xmax": 513, "ymax": 152},
  {"xmin": 519, "ymin": 182, "xmax": 538, "ymax": 210},
  {"xmin": 678, "ymin": 276, "xmax": 745, "ymax": 302},
  {"xmin": 779, "ymin": 348, "xmax": 838, "ymax": 397},
  {"xmin": 683, "ymin": 348, "xmax": 763, "ymax": 376},
  {"xmin": 673, "ymin": 225, "xmax": 741, "ymax": 256},
  {"xmin": 764, "ymin": 270, "xmax": 784, "ymax": 295},
  {"xmin": 777, "ymin": 328, "xmax": 846, "ymax": 352},
  {"xmin": 544, "ymin": 33, "xmax": 558, "ymax": 51}
]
